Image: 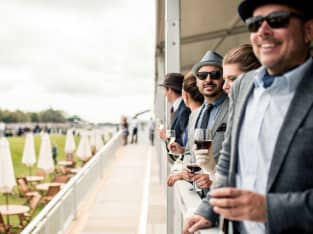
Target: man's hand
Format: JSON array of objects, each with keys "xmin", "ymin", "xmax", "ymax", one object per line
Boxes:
[
  {"xmin": 158, "ymin": 128, "xmax": 166, "ymax": 140},
  {"xmin": 194, "ymin": 148, "xmax": 216, "ymax": 177},
  {"xmin": 168, "ymin": 142, "xmax": 185, "ymax": 155},
  {"xmin": 167, "ymin": 169, "xmax": 195, "ymax": 186},
  {"xmin": 193, "ymin": 173, "xmax": 212, "ymax": 189},
  {"xmin": 209, "ymin": 187, "xmax": 267, "ymax": 222},
  {"xmin": 183, "ymin": 215, "xmax": 212, "ymax": 234},
  {"xmin": 167, "ymin": 173, "xmax": 182, "ymax": 186}
]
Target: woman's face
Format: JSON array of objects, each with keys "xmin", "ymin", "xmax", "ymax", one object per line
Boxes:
[{"xmin": 222, "ymin": 63, "xmax": 242, "ymax": 95}]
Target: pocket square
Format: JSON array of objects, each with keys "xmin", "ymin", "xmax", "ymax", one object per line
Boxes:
[{"xmin": 216, "ymin": 123, "xmax": 227, "ymax": 132}]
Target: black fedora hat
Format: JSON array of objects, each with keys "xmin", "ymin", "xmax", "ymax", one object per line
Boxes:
[
  {"xmin": 238, "ymin": 0, "xmax": 313, "ymax": 21},
  {"xmin": 158, "ymin": 73, "xmax": 184, "ymax": 92}
]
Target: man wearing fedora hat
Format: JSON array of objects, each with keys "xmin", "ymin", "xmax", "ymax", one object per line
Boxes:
[
  {"xmin": 184, "ymin": 1, "xmax": 313, "ymax": 234},
  {"xmin": 158, "ymin": 73, "xmax": 190, "ymax": 148}
]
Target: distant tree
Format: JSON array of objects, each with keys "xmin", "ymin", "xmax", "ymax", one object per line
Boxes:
[
  {"xmin": 40, "ymin": 109, "xmax": 66, "ymax": 123},
  {"xmin": 0, "ymin": 108, "xmax": 81, "ymax": 123},
  {"xmin": 67, "ymin": 115, "xmax": 82, "ymax": 123},
  {"xmin": 29, "ymin": 112, "xmax": 40, "ymax": 122},
  {"xmin": 15, "ymin": 110, "xmax": 31, "ymax": 122}
]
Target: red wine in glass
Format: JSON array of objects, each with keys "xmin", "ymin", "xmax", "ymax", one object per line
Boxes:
[
  {"xmin": 194, "ymin": 140, "xmax": 212, "ymax": 150},
  {"xmin": 187, "ymin": 164, "xmax": 202, "ymax": 173}
]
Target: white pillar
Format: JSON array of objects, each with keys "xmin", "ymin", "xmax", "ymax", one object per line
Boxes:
[
  {"xmin": 165, "ymin": 1, "xmax": 181, "ymax": 233},
  {"xmin": 165, "ymin": 0, "xmax": 181, "ymax": 73}
]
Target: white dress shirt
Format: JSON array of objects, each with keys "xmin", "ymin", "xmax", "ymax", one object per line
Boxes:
[{"xmin": 237, "ymin": 58, "xmax": 313, "ymax": 234}]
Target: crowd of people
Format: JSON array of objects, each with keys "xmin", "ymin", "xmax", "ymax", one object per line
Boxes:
[{"xmin": 156, "ymin": 0, "xmax": 313, "ymax": 233}]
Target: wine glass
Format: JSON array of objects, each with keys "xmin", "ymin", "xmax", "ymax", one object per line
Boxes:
[
  {"xmin": 166, "ymin": 129, "xmax": 176, "ymax": 149},
  {"xmin": 193, "ymin": 128, "xmax": 212, "ymax": 151}
]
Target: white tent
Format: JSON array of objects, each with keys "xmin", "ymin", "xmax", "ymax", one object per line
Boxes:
[{"xmin": 37, "ymin": 133, "xmax": 54, "ymax": 173}]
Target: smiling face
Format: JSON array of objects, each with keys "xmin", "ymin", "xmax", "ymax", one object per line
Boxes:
[
  {"xmin": 250, "ymin": 4, "xmax": 311, "ymax": 75},
  {"xmin": 196, "ymin": 65, "xmax": 224, "ymax": 102},
  {"xmin": 222, "ymin": 63, "xmax": 242, "ymax": 95}
]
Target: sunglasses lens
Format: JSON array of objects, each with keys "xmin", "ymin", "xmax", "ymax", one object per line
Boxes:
[
  {"xmin": 246, "ymin": 11, "xmax": 295, "ymax": 33},
  {"xmin": 197, "ymin": 71, "xmax": 221, "ymax": 80},
  {"xmin": 197, "ymin": 72, "xmax": 208, "ymax": 80},
  {"xmin": 267, "ymin": 12, "xmax": 290, "ymax": 28},
  {"xmin": 246, "ymin": 16, "xmax": 263, "ymax": 32},
  {"xmin": 210, "ymin": 71, "xmax": 221, "ymax": 80}
]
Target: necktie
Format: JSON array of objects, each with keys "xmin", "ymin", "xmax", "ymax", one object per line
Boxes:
[
  {"xmin": 262, "ymin": 73, "xmax": 275, "ymax": 88},
  {"xmin": 200, "ymin": 104, "xmax": 214, "ymax": 128},
  {"xmin": 170, "ymin": 106, "xmax": 175, "ymax": 125}
]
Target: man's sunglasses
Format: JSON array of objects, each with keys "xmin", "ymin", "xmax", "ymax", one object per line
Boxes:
[
  {"xmin": 245, "ymin": 11, "xmax": 305, "ymax": 33},
  {"xmin": 196, "ymin": 70, "xmax": 222, "ymax": 80}
]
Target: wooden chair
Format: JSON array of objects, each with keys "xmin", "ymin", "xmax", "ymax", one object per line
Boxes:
[
  {"xmin": 66, "ymin": 160, "xmax": 76, "ymax": 168},
  {"xmin": 16, "ymin": 177, "xmax": 39, "ymax": 201},
  {"xmin": 35, "ymin": 169, "xmax": 46, "ymax": 177},
  {"xmin": 41, "ymin": 185, "xmax": 60, "ymax": 204},
  {"xmin": 18, "ymin": 194, "xmax": 42, "ymax": 227},
  {"xmin": 53, "ymin": 175, "xmax": 70, "ymax": 183},
  {"xmin": 0, "ymin": 212, "xmax": 10, "ymax": 233}
]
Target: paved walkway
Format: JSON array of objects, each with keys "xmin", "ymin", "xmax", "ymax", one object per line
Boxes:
[{"xmin": 67, "ymin": 133, "xmax": 166, "ymax": 234}]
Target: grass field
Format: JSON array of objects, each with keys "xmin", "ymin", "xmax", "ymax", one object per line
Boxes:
[{"xmin": 0, "ymin": 134, "xmax": 81, "ymax": 228}]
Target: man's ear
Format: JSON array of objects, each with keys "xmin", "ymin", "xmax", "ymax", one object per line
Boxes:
[{"xmin": 304, "ymin": 19, "xmax": 313, "ymax": 43}]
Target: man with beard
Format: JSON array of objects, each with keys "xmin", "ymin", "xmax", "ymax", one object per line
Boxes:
[
  {"xmin": 184, "ymin": 1, "xmax": 313, "ymax": 234},
  {"xmin": 185, "ymin": 50, "xmax": 229, "ymax": 195}
]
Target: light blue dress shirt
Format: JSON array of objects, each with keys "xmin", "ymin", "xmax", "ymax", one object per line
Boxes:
[
  {"xmin": 237, "ymin": 58, "xmax": 313, "ymax": 234},
  {"xmin": 196, "ymin": 93, "xmax": 227, "ymax": 129}
]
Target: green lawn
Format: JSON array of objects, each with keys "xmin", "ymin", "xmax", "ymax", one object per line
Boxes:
[{"xmin": 0, "ymin": 134, "xmax": 81, "ymax": 228}]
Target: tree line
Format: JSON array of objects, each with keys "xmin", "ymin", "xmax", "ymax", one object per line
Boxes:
[{"xmin": 0, "ymin": 108, "xmax": 81, "ymax": 123}]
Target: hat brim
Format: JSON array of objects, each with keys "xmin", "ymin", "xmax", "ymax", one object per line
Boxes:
[
  {"xmin": 192, "ymin": 61, "xmax": 223, "ymax": 77},
  {"xmin": 238, "ymin": 0, "xmax": 313, "ymax": 21},
  {"xmin": 158, "ymin": 84, "xmax": 181, "ymax": 92}
]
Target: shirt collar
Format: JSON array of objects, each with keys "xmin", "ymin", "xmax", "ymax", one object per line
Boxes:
[
  {"xmin": 172, "ymin": 97, "xmax": 183, "ymax": 112},
  {"xmin": 204, "ymin": 93, "xmax": 227, "ymax": 107},
  {"xmin": 254, "ymin": 57, "xmax": 313, "ymax": 92}
]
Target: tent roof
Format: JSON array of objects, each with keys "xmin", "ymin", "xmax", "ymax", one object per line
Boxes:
[{"xmin": 156, "ymin": 0, "xmax": 250, "ymax": 73}]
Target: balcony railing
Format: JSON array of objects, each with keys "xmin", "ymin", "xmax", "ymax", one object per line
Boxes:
[
  {"xmin": 21, "ymin": 132, "xmax": 122, "ymax": 234},
  {"xmin": 169, "ymin": 180, "xmax": 220, "ymax": 234}
]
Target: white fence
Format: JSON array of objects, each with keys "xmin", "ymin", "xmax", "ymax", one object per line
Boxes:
[
  {"xmin": 21, "ymin": 131, "xmax": 122, "ymax": 234},
  {"xmin": 170, "ymin": 180, "xmax": 220, "ymax": 234}
]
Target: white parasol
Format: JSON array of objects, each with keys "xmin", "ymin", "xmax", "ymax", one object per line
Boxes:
[
  {"xmin": 37, "ymin": 133, "xmax": 54, "ymax": 174},
  {"xmin": 89, "ymin": 130, "xmax": 96, "ymax": 147},
  {"xmin": 95, "ymin": 131, "xmax": 104, "ymax": 152},
  {"xmin": 0, "ymin": 137, "xmax": 16, "ymax": 224},
  {"xmin": 64, "ymin": 129, "xmax": 76, "ymax": 154},
  {"xmin": 76, "ymin": 131, "xmax": 92, "ymax": 161},
  {"xmin": 22, "ymin": 132, "xmax": 36, "ymax": 175}
]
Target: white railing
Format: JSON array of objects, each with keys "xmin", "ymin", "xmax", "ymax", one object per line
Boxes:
[
  {"xmin": 21, "ymin": 131, "xmax": 122, "ymax": 234},
  {"xmin": 170, "ymin": 180, "xmax": 220, "ymax": 234}
]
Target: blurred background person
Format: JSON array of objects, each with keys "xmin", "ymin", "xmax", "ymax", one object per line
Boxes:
[
  {"xmin": 130, "ymin": 117, "xmax": 138, "ymax": 144},
  {"xmin": 120, "ymin": 115, "xmax": 129, "ymax": 145},
  {"xmin": 148, "ymin": 117, "xmax": 155, "ymax": 146}
]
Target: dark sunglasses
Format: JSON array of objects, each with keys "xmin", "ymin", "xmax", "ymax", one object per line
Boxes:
[
  {"xmin": 196, "ymin": 70, "xmax": 222, "ymax": 80},
  {"xmin": 245, "ymin": 11, "xmax": 305, "ymax": 33}
]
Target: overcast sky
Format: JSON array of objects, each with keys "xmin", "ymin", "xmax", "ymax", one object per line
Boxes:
[{"xmin": 0, "ymin": 0, "xmax": 155, "ymax": 123}]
